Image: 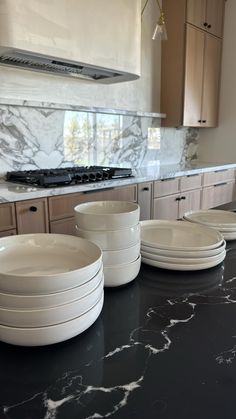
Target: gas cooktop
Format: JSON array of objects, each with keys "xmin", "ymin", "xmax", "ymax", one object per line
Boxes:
[{"xmin": 6, "ymin": 166, "xmax": 133, "ymax": 188}]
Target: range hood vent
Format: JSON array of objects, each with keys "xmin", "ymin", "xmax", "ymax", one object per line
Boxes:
[
  {"xmin": 0, "ymin": 50, "xmax": 122, "ymax": 81},
  {"xmin": 0, "ymin": 0, "xmax": 141, "ymax": 84}
]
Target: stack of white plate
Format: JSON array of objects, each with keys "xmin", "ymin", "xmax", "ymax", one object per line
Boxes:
[
  {"xmin": 183, "ymin": 210, "xmax": 236, "ymax": 241},
  {"xmin": 140, "ymin": 220, "xmax": 226, "ymax": 271},
  {"xmin": 0, "ymin": 234, "xmax": 104, "ymax": 346},
  {"xmin": 74, "ymin": 201, "xmax": 141, "ymax": 287}
]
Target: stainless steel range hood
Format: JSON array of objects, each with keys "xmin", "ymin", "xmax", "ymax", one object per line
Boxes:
[{"xmin": 0, "ymin": 0, "xmax": 141, "ymax": 83}]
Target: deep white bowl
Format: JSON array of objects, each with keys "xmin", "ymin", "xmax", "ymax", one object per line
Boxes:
[
  {"xmin": 103, "ymin": 255, "xmax": 141, "ymax": 287},
  {"xmin": 0, "ymin": 234, "xmax": 102, "ymax": 294},
  {"xmin": 76, "ymin": 223, "xmax": 140, "ymax": 251},
  {"xmin": 0, "ymin": 266, "xmax": 103, "ymax": 310},
  {"xmin": 102, "ymin": 242, "xmax": 140, "ymax": 267},
  {"xmin": 0, "ymin": 277, "xmax": 104, "ymax": 327},
  {"xmin": 0, "ymin": 294, "xmax": 104, "ymax": 346},
  {"xmin": 74, "ymin": 200, "xmax": 140, "ymax": 231}
]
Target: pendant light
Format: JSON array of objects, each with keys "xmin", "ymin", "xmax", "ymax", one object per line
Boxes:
[{"xmin": 141, "ymin": 0, "xmax": 168, "ymax": 41}]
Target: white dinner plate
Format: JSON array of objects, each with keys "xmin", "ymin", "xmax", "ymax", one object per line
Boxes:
[
  {"xmin": 183, "ymin": 210, "xmax": 236, "ymax": 229},
  {"xmin": 141, "ymin": 250, "xmax": 226, "ymax": 271},
  {"xmin": 140, "ymin": 220, "xmax": 224, "ymax": 251},
  {"xmin": 141, "ymin": 240, "xmax": 226, "ymax": 258},
  {"xmin": 221, "ymin": 231, "xmax": 236, "ymax": 241},
  {"xmin": 141, "ymin": 249, "xmax": 226, "ymax": 265}
]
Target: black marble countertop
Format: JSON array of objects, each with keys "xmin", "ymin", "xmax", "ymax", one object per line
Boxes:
[{"xmin": 1, "ymin": 217, "xmax": 236, "ymax": 418}]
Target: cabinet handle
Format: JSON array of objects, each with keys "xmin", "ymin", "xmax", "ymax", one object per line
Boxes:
[
  {"xmin": 203, "ymin": 22, "xmax": 208, "ymax": 27},
  {"xmin": 181, "ymin": 196, "xmax": 186, "ymax": 200},
  {"xmin": 198, "ymin": 120, "xmax": 202, "ymax": 123},
  {"xmin": 214, "ymin": 182, "xmax": 227, "ymax": 187},
  {"xmin": 175, "ymin": 197, "xmax": 181, "ymax": 201},
  {"xmin": 83, "ymin": 187, "xmax": 114, "ymax": 194},
  {"xmin": 202, "ymin": 120, "xmax": 207, "ymax": 123},
  {"xmin": 29, "ymin": 206, "xmax": 38, "ymax": 212},
  {"xmin": 207, "ymin": 24, "xmax": 212, "ymax": 28},
  {"xmin": 142, "ymin": 187, "xmax": 149, "ymax": 191}
]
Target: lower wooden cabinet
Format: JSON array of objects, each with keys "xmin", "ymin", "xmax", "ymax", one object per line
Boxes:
[
  {"xmin": 50, "ymin": 217, "xmax": 76, "ymax": 235},
  {"xmin": 201, "ymin": 181, "xmax": 235, "ymax": 209},
  {"xmin": 16, "ymin": 198, "xmax": 49, "ymax": 234},
  {"xmin": 137, "ymin": 182, "xmax": 153, "ymax": 221},
  {"xmin": 153, "ymin": 189, "xmax": 201, "ymax": 220},
  {"xmin": 0, "ymin": 203, "xmax": 16, "ymax": 232},
  {"xmin": 0, "ymin": 229, "xmax": 17, "ymax": 237}
]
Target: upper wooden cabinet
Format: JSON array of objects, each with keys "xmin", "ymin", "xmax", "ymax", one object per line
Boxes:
[
  {"xmin": 187, "ymin": 0, "xmax": 225, "ymax": 38},
  {"xmin": 161, "ymin": 0, "xmax": 224, "ymax": 128},
  {"xmin": 183, "ymin": 24, "xmax": 222, "ymax": 127}
]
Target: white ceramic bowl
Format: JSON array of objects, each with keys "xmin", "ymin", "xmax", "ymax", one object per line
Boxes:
[
  {"xmin": 0, "ymin": 234, "xmax": 102, "ymax": 294},
  {"xmin": 103, "ymin": 255, "xmax": 141, "ymax": 287},
  {"xmin": 0, "ymin": 266, "xmax": 103, "ymax": 310},
  {"xmin": 0, "ymin": 277, "xmax": 104, "ymax": 328},
  {"xmin": 74, "ymin": 200, "xmax": 140, "ymax": 231},
  {"xmin": 102, "ymin": 242, "xmax": 140, "ymax": 267},
  {"xmin": 0, "ymin": 294, "xmax": 104, "ymax": 346},
  {"xmin": 76, "ymin": 223, "xmax": 140, "ymax": 251}
]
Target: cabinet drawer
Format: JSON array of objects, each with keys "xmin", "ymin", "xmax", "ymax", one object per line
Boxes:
[
  {"xmin": 49, "ymin": 185, "xmax": 137, "ymax": 221},
  {"xmin": 0, "ymin": 229, "xmax": 17, "ymax": 238},
  {"xmin": 180, "ymin": 174, "xmax": 202, "ymax": 191},
  {"xmin": 202, "ymin": 181, "xmax": 235, "ymax": 209},
  {"xmin": 202, "ymin": 169, "xmax": 235, "ymax": 186},
  {"xmin": 154, "ymin": 178, "xmax": 180, "ymax": 198},
  {"xmin": 0, "ymin": 203, "xmax": 16, "ymax": 232},
  {"xmin": 16, "ymin": 198, "xmax": 49, "ymax": 234},
  {"xmin": 50, "ymin": 218, "xmax": 76, "ymax": 236}
]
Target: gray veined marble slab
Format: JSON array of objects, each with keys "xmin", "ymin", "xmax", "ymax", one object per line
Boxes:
[{"xmin": 1, "ymin": 161, "xmax": 236, "ymax": 203}]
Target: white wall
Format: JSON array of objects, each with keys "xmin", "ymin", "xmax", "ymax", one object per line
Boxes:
[
  {"xmin": 198, "ymin": 0, "xmax": 236, "ymax": 163},
  {"xmin": 0, "ymin": 0, "xmax": 161, "ymax": 113}
]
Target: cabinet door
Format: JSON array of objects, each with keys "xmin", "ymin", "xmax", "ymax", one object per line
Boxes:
[
  {"xmin": 187, "ymin": 0, "xmax": 206, "ymax": 30},
  {"xmin": 50, "ymin": 218, "xmax": 76, "ymax": 236},
  {"xmin": 16, "ymin": 198, "xmax": 49, "ymax": 234},
  {"xmin": 0, "ymin": 229, "xmax": 17, "ymax": 238},
  {"xmin": 179, "ymin": 189, "xmax": 201, "ymax": 219},
  {"xmin": 0, "ymin": 203, "xmax": 16, "ymax": 232},
  {"xmin": 206, "ymin": 0, "xmax": 225, "ymax": 38},
  {"xmin": 183, "ymin": 25, "xmax": 205, "ymax": 126},
  {"xmin": 137, "ymin": 182, "xmax": 152, "ymax": 221},
  {"xmin": 201, "ymin": 34, "xmax": 222, "ymax": 127},
  {"xmin": 153, "ymin": 194, "xmax": 179, "ymax": 220},
  {"xmin": 202, "ymin": 182, "xmax": 235, "ymax": 209}
]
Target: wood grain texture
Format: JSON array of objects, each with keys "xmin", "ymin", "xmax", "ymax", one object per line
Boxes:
[
  {"xmin": 180, "ymin": 174, "xmax": 202, "ymax": 191},
  {"xmin": 153, "ymin": 194, "xmax": 179, "ymax": 220},
  {"xmin": 0, "ymin": 203, "xmax": 16, "ymax": 232},
  {"xmin": 186, "ymin": 0, "xmax": 207, "ymax": 30},
  {"xmin": 206, "ymin": 0, "xmax": 225, "ymax": 38},
  {"xmin": 202, "ymin": 169, "xmax": 235, "ymax": 186},
  {"xmin": 16, "ymin": 198, "xmax": 49, "ymax": 234},
  {"xmin": 137, "ymin": 182, "xmax": 153, "ymax": 221},
  {"xmin": 179, "ymin": 189, "xmax": 201, "ymax": 218},
  {"xmin": 153, "ymin": 178, "xmax": 180, "ymax": 198}
]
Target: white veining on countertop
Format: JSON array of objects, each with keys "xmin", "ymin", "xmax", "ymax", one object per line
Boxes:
[{"xmin": 0, "ymin": 161, "xmax": 236, "ymax": 203}]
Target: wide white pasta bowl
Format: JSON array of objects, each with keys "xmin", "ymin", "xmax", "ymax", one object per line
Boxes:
[
  {"xmin": 0, "ymin": 234, "xmax": 102, "ymax": 294},
  {"xmin": 102, "ymin": 242, "xmax": 140, "ymax": 266},
  {"xmin": 0, "ymin": 276, "xmax": 104, "ymax": 327},
  {"xmin": 0, "ymin": 294, "xmax": 104, "ymax": 346},
  {"xmin": 74, "ymin": 201, "xmax": 140, "ymax": 231}
]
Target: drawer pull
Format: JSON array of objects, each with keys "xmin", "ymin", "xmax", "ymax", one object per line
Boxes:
[
  {"xmin": 175, "ymin": 197, "xmax": 181, "ymax": 201},
  {"xmin": 83, "ymin": 187, "xmax": 114, "ymax": 194},
  {"xmin": 29, "ymin": 206, "xmax": 38, "ymax": 212},
  {"xmin": 214, "ymin": 182, "xmax": 228, "ymax": 187},
  {"xmin": 181, "ymin": 196, "xmax": 186, "ymax": 200},
  {"xmin": 161, "ymin": 178, "xmax": 175, "ymax": 182},
  {"xmin": 207, "ymin": 24, "xmax": 212, "ymax": 29},
  {"xmin": 186, "ymin": 174, "xmax": 199, "ymax": 178},
  {"xmin": 142, "ymin": 187, "xmax": 150, "ymax": 191},
  {"xmin": 203, "ymin": 22, "xmax": 208, "ymax": 27}
]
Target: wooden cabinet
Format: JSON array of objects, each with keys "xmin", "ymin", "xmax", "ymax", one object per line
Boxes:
[
  {"xmin": 187, "ymin": 0, "xmax": 225, "ymax": 38},
  {"xmin": 0, "ymin": 203, "xmax": 16, "ymax": 234},
  {"xmin": 16, "ymin": 198, "xmax": 49, "ymax": 234},
  {"xmin": 183, "ymin": 25, "xmax": 221, "ymax": 127},
  {"xmin": 137, "ymin": 182, "xmax": 152, "ymax": 221},
  {"xmin": 201, "ymin": 169, "xmax": 235, "ymax": 209},
  {"xmin": 153, "ymin": 175, "xmax": 202, "ymax": 220},
  {"xmin": 161, "ymin": 0, "xmax": 224, "ymax": 127}
]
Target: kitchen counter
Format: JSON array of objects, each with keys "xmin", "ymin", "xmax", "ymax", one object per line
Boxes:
[
  {"xmin": 1, "ymin": 161, "xmax": 236, "ymax": 203},
  {"xmin": 1, "ymin": 206, "xmax": 236, "ymax": 418}
]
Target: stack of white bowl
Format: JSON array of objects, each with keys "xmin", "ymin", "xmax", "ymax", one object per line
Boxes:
[
  {"xmin": 0, "ymin": 234, "xmax": 104, "ymax": 346},
  {"xmin": 74, "ymin": 201, "xmax": 141, "ymax": 286},
  {"xmin": 140, "ymin": 220, "xmax": 226, "ymax": 271},
  {"xmin": 183, "ymin": 209, "xmax": 236, "ymax": 241}
]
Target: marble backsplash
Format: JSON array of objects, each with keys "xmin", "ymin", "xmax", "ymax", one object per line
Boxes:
[{"xmin": 0, "ymin": 105, "xmax": 199, "ymax": 176}]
